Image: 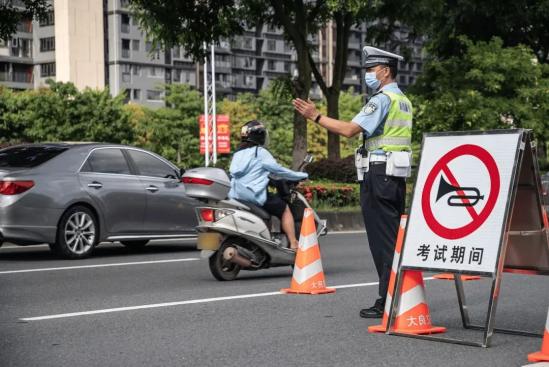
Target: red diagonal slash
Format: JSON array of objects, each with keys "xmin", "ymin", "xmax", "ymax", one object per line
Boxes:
[{"xmin": 441, "ymin": 165, "xmax": 480, "ymax": 220}]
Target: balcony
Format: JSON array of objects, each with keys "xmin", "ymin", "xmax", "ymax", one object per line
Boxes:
[
  {"xmin": 16, "ymin": 21, "xmax": 32, "ymax": 33},
  {"xmin": 0, "ymin": 71, "xmax": 33, "ymax": 84},
  {"xmin": 214, "ymin": 61, "xmax": 232, "ymax": 70}
]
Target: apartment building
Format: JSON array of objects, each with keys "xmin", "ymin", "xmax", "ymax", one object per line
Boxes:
[{"xmin": 1, "ymin": 0, "xmax": 425, "ymax": 108}]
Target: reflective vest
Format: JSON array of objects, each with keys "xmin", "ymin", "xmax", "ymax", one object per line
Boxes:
[{"xmin": 364, "ymin": 90, "xmax": 413, "ymax": 152}]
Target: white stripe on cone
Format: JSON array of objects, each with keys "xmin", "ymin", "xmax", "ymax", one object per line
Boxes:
[
  {"xmin": 397, "ymin": 285, "xmax": 426, "ymax": 316},
  {"xmin": 292, "ymin": 259, "xmax": 323, "ymax": 284},
  {"xmin": 299, "ymin": 232, "xmax": 318, "ymax": 251}
]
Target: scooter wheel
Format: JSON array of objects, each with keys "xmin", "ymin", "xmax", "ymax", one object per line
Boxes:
[{"xmin": 208, "ymin": 242, "xmax": 241, "ymax": 281}]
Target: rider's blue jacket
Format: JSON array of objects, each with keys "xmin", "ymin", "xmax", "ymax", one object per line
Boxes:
[{"xmin": 228, "ymin": 146, "xmax": 308, "ymax": 206}]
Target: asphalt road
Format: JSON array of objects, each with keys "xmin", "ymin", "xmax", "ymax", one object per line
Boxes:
[{"xmin": 1, "ymin": 233, "xmax": 548, "ymax": 367}]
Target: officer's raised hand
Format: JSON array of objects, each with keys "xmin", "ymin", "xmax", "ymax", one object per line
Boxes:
[
  {"xmin": 292, "ymin": 98, "xmax": 320, "ymax": 121},
  {"xmin": 292, "ymin": 98, "xmax": 363, "ymax": 138}
]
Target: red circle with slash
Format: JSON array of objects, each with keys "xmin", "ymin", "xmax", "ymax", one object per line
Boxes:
[{"xmin": 422, "ymin": 144, "xmax": 500, "ymax": 240}]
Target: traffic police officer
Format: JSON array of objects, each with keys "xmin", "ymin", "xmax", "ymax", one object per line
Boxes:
[{"xmin": 292, "ymin": 46, "xmax": 412, "ymax": 318}]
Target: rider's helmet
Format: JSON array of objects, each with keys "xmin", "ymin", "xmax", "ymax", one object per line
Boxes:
[{"xmin": 240, "ymin": 120, "xmax": 268, "ymax": 146}]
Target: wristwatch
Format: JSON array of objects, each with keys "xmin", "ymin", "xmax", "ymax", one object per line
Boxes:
[{"xmin": 314, "ymin": 114, "xmax": 322, "ymax": 123}]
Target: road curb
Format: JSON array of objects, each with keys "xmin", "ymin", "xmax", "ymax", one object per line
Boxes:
[{"xmin": 318, "ymin": 211, "xmax": 364, "ymax": 232}]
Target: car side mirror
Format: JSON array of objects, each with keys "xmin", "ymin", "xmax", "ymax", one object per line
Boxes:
[{"xmin": 179, "ymin": 168, "xmax": 186, "ymax": 177}]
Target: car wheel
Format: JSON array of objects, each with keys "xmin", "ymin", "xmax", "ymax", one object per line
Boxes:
[
  {"xmin": 120, "ymin": 240, "xmax": 149, "ymax": 248},
  {"xmin": 52, "ymin": 206, "xmax": 98, "ymax": 259}
]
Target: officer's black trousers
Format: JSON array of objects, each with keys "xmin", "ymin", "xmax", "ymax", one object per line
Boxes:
[{"xmin": 360, "ymin": 162, "xmax": 406, "ymax": 300}]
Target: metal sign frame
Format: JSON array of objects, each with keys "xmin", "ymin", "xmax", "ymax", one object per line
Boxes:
[{"xmin": 386, "ymin": 129, "xmax": 547, "ymax": 347}]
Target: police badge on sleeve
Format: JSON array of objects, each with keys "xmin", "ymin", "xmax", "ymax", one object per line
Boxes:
[{"xmin": 363, "ymin": 101, "xmax": 377, "ymax": 115}]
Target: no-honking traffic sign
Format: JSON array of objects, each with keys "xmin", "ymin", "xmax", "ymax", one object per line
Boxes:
[{"xmin": 400, "ymin": 131, "xmax": 522, "ymax": 274}]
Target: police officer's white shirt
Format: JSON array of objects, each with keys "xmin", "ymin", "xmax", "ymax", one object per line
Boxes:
[{"xmin": 351, "ymin": 82, "xmax": 404, "ymax": 154}]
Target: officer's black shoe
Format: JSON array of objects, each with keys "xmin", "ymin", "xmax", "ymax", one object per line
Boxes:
[{"xmin": 359, "ymin": 298, "xmax": 385, "ymax": 319}]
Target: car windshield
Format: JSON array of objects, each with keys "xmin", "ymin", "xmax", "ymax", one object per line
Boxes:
[{"xmin": 0, "ymin": 146, "xmax": 68, "ymax": 168}]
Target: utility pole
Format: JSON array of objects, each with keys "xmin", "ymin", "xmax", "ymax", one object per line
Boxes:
[{"xmin": 203, "ymin": 43, "xmax": 217, "ymax": 166}]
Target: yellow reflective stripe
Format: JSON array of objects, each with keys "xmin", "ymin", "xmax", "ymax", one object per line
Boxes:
[
  {"xmin": 364, "ymin": 136, "xmax": 412, "ymax": 151},
  {"xmin": 385, "ymin": 119, "xmax": 413, "ymax": 128}
]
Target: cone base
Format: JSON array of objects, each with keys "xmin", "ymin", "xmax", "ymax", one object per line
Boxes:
[
  {"xmin": 393, "ymin": 326, "xmax": 447, "ymax": 335},
  {"xmin": 527, "ymin": 351, "xmax": 549, "ymax": 362},
  {"xmin": 433, "ymin": 273, "xmax": 481, "ymax": 281},
  {"xmin": 280, "ymin": 287, "xmax": 335, "ymax": 295},
  {"xmin": 368, "ymin": 324, "xmax": 388, "ymax": 333}
]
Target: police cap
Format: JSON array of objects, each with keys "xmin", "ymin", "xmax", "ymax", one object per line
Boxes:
[{"xmin": 363, "ymin": 46, "xmax": 403, "ymax": 69}]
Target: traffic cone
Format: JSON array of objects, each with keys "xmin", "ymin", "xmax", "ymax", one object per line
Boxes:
[
  {"xmin": 391, "ymin": 270, "xmax": 447, "ymax": 335},
  {"xmin": 281, "ymin": 208, "xmax": 335, "ymax": 295},
  {"xmin": 528, "ymin": 307, "xmax": 549, "ymax": 362},
  {"xmin": 369, "ymin": 215, "xmax": 407, "ymax": 333},
  {"xmin": 433, "ymin": 273, "xmax": 481, "ymax": 281}
]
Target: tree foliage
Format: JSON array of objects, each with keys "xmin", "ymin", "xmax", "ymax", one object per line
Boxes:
[
  {"xmin": 410, "ymin": 38, "xmax": 549, "ymax": 151},
  {"xmin": 0, "ymin": 80, "xmax": 133, "ymax": 144},
  {"xmin": 0, "ymin": 0, "xmax": 50, "ymax": 41},
  {"xmin": 364, "ymin": 0, "xmax": 549, "ymax": 63}
]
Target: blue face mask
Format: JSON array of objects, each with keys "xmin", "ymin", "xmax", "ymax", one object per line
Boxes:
[{"xmin": 365, "ymin": 72, "xmax": 381, "ymax": 90}]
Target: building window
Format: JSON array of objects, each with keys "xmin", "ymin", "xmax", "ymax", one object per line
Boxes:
[
  {"xmin": 267, "ymin": 60, "xmax": 276, "ymax": 70},
  {"xmin": 146, "ymin": 90, "xmax": 163, "ymax": 101},
  {"xmin": 120, "ymin": 0, "xmax": 130, "ymax": 7},
  {"xmin": 244, "ymin": 37, "xmax": 253, "ymax": 49},
  {"xmin": 132, "ymin": 40, "xmax": 139, "ymax": 51},
  {"xmin": 121, "ymin": 14, "xmax": 130, "ymax": 33},
  {"xmin": 133, "ymin": 89, "xmax": 141, "ymax": 100},
  {"xmin": 399, "ymin": 75, "xmax": 407, "ymax": 84},
  {"xmin": 267, "ymin": 39, "xmax": 276, "ymax": 51},
  {"xmin": 121, "ymin": 64, "xmax": 131, "ymax": 82},
  {"xmin": 39, "ymin": 37, "xmax": 55, "ymax": 52},
  {"xmin": 121, "ymin": 39, "xmax": 130, "ymax": 58},
  {"xmin": 149, "ymin": 67, "xmax": 164, "ymax": 78},
  {"xmin": 132, "ymin": 65, "xmax": 141, "ymax": 76},
  {"xmin": 145, "ymin": 41, "xmax": 152, "ymax": 52},
  {"xmin": 39, "ymin": 11, "xmax": 54, "ymax": 27},
  {"xmin": 284, "ymin": 62, "xmax": 290, "ymax": 72},
  {"xmin": 40, "ymin": 62, "xmax": 55, "ymax": 77},
  {"xmin": 245, "ymin": 75, "xmax": 254, "ymax": 87}
]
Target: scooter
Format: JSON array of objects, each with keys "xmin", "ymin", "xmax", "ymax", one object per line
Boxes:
[{"xmin": 182, "ymin": 154, "xmax": 327, "ymax": 281}]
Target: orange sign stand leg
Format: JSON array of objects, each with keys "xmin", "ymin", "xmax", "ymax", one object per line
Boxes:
[
  {"xmin": 281, "ymin": 208, "xmax": 335, "ymax": 295},
  {"xmin": 433, "ymin": 273, "xmax": 481, "ymax": 281}
]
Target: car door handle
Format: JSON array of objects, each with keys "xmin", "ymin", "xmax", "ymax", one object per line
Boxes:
[
  {"xmin": 87, "ymin": 182, "xmax": 103, "ymax": 189},
  {"xmin": 146, "ymin": 186, "xmax": 159, "ymax": 192}
]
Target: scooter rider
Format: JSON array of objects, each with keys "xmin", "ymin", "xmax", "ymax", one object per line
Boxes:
[{"xmin": 228, "ymin": 120, "xmax": 308, "ymax": 250}]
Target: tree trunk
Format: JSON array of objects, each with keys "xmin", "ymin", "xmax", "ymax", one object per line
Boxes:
[
  {"xmin": 292, "ymin": 48, "xmax": 312, "ymax": 169},
  {"xmin": 326, "ymin": 92, "xmax": 340, "ymax": 160}
]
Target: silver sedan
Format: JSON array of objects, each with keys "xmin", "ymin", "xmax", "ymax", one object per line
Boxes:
[{"xmin": 0, "ymin": 143, "xmax": 200, "ymax": 259}]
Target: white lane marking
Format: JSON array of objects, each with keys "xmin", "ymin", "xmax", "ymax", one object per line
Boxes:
[
  {"xmin": 0, "ymin": 258, "xmax": 201, "ymax": 275},
  {"xmin": 1, "ymin": 238, "xmax": 198, "ymax": 250},
  {"xmin": 21, "ymin": 281, "xmax": 383, "ymax": 321},
  {"xmin": 326, "ymin": 230, "xmax": 365, "ymax": 235}
]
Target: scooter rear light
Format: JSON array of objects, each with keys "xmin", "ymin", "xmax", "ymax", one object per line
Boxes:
[
  {"xmin": 200, "ymin": 208, "xmax": 215, "ymax": 222},
  {"xmin": 0, "ymin": 180, "xmax": 35, "ymax": 195},
  {"xmin": 214, "ymin": 209, "xmax": 235, "ymax": 221},
  {"xmin": 182, "ymin": 177, "xmax": 214, "ymax": 185}
]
